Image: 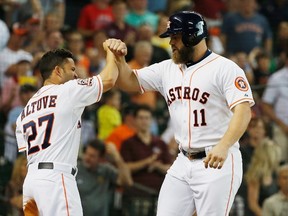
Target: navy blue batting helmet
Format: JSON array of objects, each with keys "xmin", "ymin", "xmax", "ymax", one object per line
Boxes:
[{"xmin": 159, "ymin": 11, "xmax": 208, "ymax": 47}]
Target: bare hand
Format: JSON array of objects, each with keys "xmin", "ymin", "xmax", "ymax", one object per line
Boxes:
[
  {"xmin": 105, "ymin": 39, "xmax": 127, "ymax": 56},
  {"xmin": 203, "ymin": 145, "xmax": 229, "ymax": 169}
]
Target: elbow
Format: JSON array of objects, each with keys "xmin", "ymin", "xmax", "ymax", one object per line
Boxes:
[{"xmin": 103, "ymin": 78, "xmax": 116, "ymax": 92}]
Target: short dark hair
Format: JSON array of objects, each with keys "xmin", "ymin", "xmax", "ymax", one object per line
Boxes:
[
  {"xmin": 84, "ymin": 139, "xmax": 106, "ymax": 157},
  {"xmin": 38, "ymin": 48, "xmax": 75, "ymax": 81},
  {"xmin": 133, "ymin": 104, "xmax": 153, "ymax": 117}
]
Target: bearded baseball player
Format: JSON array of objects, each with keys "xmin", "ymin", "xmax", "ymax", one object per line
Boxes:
[
  {"xmin": 15, "ymin": 44, "xmax": 120, "ymax": 215},
  {"xmin": 107, "ymin": 11, "xmax": 254, "ymax": 216}
]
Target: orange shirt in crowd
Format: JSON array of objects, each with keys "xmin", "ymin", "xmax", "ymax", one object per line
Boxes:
[
  {"xmin": 106, "ymin": 124, "xmax": 135, "ymax": 151},
  {"xmin": 128, "ymin": 60, "xmax": 157, "ymax": 110}
]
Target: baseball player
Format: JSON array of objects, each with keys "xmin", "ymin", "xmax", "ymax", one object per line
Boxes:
[
  {"xmin": 107, "ymin": 11, "xmax": 254, "ymax": 216},
  {"xmin": 15, "ymin": 45, "xmax": 120, "ymax": 215}
]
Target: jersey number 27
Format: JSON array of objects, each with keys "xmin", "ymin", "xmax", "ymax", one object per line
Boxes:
[{"xmin": 23, "ymin": 113, "xmax": 54, "ymax": 155}]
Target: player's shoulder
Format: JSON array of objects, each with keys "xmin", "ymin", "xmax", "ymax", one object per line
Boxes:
[{"xmin": 212, "ymin": 53, "xmax": 240, "ymax": 69}]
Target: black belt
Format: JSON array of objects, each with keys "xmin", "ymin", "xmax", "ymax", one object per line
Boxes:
[
  {"xmin": 38, "ymin": 162, "xmax": 77, "ymax": 176},
  {"xmin": 181, "ymin": 149, "xmax": 206, "ymax": 160}
]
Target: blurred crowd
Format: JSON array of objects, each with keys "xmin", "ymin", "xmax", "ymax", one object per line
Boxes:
[{"xmin": 0, "ymin": 0, "xmax": 288, "ymax": 216}]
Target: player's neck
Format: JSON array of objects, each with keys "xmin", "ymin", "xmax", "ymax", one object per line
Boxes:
[{"xmin": 43, "ymin": 80, "xmax": 59, "ymax": 86}]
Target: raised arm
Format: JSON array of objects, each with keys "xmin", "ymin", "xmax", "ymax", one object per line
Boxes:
[
  {"xmin": 105, "ymin": 39, "xmax": 141, "ymax": 92},
  {"xmin": 99, "ymin": 41, "xmax": 120, "ymax": 92}
]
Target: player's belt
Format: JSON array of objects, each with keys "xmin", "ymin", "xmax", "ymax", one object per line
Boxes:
[
  {"xmin": 38, "ymin": 162, "xmax": 77, "ymax": 176},
  {"xmin": 181, "ymin": 149, "xmax": 206, "ymax": 160}
]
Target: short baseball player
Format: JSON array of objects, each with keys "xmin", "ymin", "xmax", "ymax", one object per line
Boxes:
[
  {"xmin": 107, "ymin": 11, "xmax": 254, "ymax": 216},
  {"xmin": 15, "ymin": 45, "xmax": 119, "ymax": 215}
]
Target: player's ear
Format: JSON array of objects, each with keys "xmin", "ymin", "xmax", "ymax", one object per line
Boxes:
[{"xmin": 54, "ymin": 65, "xmax": 63, "ymax": 78}]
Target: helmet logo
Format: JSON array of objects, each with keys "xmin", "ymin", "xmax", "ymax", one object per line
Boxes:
[
  {"xmin": 196, "ymin": 21, "xmax": 204, "ymax": 36},
  {"xmin": 167, "ymin": 21, "xmax": 171, "ymax": 29}
]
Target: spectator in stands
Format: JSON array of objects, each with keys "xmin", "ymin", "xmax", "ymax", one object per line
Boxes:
[
  {"xmin": 4, "ymin": 84, "xmax": 37, "ymax": 163},
  {"xmin": 0, "ymin": 19, "xmax": 10, "ymax": 51},
  {"xmin": 253, "ymin": 51, "xmax": 271, "ymax": 97},
  {"xmin": 39, "ymin": 0, "xmax": 65, "ymax": 27},
  {"xmin": 97, "ymin": 89, "xmax": 122, "ymax": 140},
  {"xmin": 275, "ymin": 21, "xmax": 288, "ymax": 64},
  {"xmin": 120, "ymin": 104, "xmax": 172, "ymax": 215},
  {"xmin": 134, "ymin": 23, "xmax": 170, "ymax": 64},
  {"xmin": 245, "ymin": 139, "xmax": 281, "ymax": 216},
  {"xmin": 44, "ymin": 30, "xmax": 64, "ymax": 51},
  {"xmin": 151, "ymin": 14, "xmax": 171, "ymax": 56},
  {"xmin": 106, "ymin": 103, "xmax": 137, "ymax": 151},
  {"xmin": 44, "ymin": 11, "xmax": 61, "ymax": 32},
  {"xmin": 259, "ymin": 0, "xmax": 288, "ymax": 34},
  {"xmin": 120, "ymin": 105, "xmax": 172, "ymax": 193},
  {"xmin": 77, "ymin": 0, "xmax": 113, "ymax": 44},
  {"xmin": 262, "ymin": 51, "xmax": 288, "ymax": 163},
  {"xmin": 86, "ymin": 30, "xmax": 108, "ymax": 75},
  {"xmin": 5, "ymin": 155, "xmax": 27, "ymax": 216},
  {"xmin": 262, "ymin": 164, "xmax": 288, "ymax": 216},
  {"xmin": 76, "ymin": 139, "xmax": 132, "ymax": 216},
  {"xmin": 193, "ymin": 0, "xmax": 226, "ymax": 20},
  {"xmin": 127, "ymin": 41, "xmax": 157, "ymax": 110},
  {"xmin": 105, "ymin": 0, "xmax": 137, "ymax": 47},
  {"xmin": 18, "ymin": 13, "xmax": 44, "ymax": 55},
  {"xmin": 235, "ymin": 117, "xmax": 268, "ymax": 215},
  {"xmin": 66, "ymin": 31, "xmax": 90, "ymax": 78},
  {"xmin": 0, "ymin": 24, "xmax": 33, "ymax": 88},
  {"xmin": 221, "ymin": 0, "xmax": 272, "ymax": 55},
  {"xmin": 125, "ymin": 0, "xmax": 159, "ymax": 32}
]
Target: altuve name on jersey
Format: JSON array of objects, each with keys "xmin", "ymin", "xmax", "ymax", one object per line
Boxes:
[
  {"xmin": 166, "ymin": 86, "xmax": 210, "ymax": 106},
  {"xmin": 21, "ymin": 95, "xmax": 58, "ymax": 121}
]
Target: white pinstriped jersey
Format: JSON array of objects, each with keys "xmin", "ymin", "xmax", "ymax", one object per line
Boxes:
[
  {"xmin": 134, "ymin": 52, "xmax": 254, "ymax": 150},
  {"xmin": 16, "ymin": 76, "xmax": 103, "ymax": 167}
]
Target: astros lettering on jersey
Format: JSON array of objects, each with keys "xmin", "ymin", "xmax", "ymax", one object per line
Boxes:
[
  {"xmin": 133, "ymin": 52, "xmax": 254, "ymax": 150},
  {"xmin": 16, "ymin": 76, "xmax": 103, "ymax": 167}
]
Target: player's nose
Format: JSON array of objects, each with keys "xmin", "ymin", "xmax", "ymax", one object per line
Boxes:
[{"xmin": 74, "ymin": 72, "xmax": 78, "ymax": 79}]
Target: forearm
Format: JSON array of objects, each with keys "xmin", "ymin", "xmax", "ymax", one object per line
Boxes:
[
  {"xmin": 115, "ymin": 156, "xmax": 133, "ymax": 186},
  {"xmin": 115, "ymin": 56, "xmax": 141, "ymax": 92},
  {"xmin": 127, "ymin": 158, "xmax": 152, "ymax": 173},
  {"xmin": 99, "ymin": 52, "xmax": 119, "ymax": 92},
  {"xmin": 218, "ymin": 102, "xmax": 251, "ymax": 149}
]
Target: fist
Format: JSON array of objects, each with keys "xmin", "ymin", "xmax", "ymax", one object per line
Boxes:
[{"xmin": 105, "ymin": 39, "xmax": 127, "ymax": 56}]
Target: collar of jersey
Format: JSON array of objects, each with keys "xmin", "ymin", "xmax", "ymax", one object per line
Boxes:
[{"xmin": 185, "ymin": 49, "xmax": 212, "ymax": 68}]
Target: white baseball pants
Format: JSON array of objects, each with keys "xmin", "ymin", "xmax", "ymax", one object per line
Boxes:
[
  {"xmin": 23, "ymin": 162, "xmax": 83, "ymax": 216},
  {"xmin": 157, "ymin": 146, "xmax": 242, "ymax": 216}
]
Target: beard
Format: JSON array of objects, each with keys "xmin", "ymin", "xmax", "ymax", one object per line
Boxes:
[{"xmin": 172, "ymin": 45, "xmax": 195, "ymax": 64}]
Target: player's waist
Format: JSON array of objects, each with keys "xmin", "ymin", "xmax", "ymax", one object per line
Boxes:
[{"xmin": 28, "ymin": 162, "xmax": 77, "ymax": 176}]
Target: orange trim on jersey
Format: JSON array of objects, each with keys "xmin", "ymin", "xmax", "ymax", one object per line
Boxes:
[
  {"xmin": 229, "ymin": 98, "xmax": 254, "ymax": 109},
  {"xmin": 133, "ymin": 70, "xmax": 145, "ymax": 93},
  {"xmin": 187, "ymin": 55, "xmax": 221, "ymax": 148},
  {"xmin": 95, "ymin": 76, "xmax": 102, "ymax": 102},
  {"xmin": 225, "ymin": 153, "xmax": 234, "ymax": 216},
  {"xmin": 19, "ymin": 146, "xmax": 26, "ymax": 151},
  {"xmin": 178, "ymin": 65, "xmax": 184, "ymax": 104},
  {"xmin": 61, "ymin": 174, "xmax": 70, "ymax": 216}
]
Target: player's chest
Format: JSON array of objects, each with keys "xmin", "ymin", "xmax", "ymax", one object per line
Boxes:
[{"xmin": 163, "ymin": 68, "xmax": 218, "ymax": 105}]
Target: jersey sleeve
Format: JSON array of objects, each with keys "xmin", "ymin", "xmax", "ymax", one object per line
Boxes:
[
  {"xmin": 65, "ymin": 75, "xmax": 103, "ymax": 108},
  {"xmin": 219, "ymin": 62, "xmax": 255, "ymax": 110},
  {"xmin": 15, "ymin": 116, "xmax": 26, "ymax": 152},
  {"xmin": 133, "ymin": 62, "xmax": 164, "ymax": 94}
]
